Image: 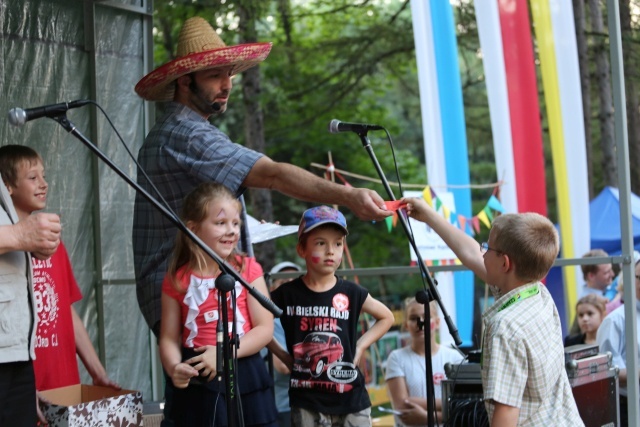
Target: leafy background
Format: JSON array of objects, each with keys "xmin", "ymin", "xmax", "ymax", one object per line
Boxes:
[{"xmin": 151, "ymin": 0, "xmax": 640, "ymax": 305}]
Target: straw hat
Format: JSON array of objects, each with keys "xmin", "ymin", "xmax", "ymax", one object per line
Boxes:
[{"xmin": 135, "ymin": 17, "xmax": 272, "ymax": 102}]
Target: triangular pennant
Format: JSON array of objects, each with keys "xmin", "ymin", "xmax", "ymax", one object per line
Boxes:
[
  {"xmin": 483, "ymin": 205, "xmax": 494, "ymax": 222},
  {"xmin": 472, "ymin": 216, "xmax": 481, "ymax": 233},
  {"xmin": 443, "ymin": 205, "xmax": 450, "ymax": 221},
  {"xmin": 423, "ymin": 186, "xmax": 433, "ymax": 207},
  {"xmin": 430, "ymin": 187, "xmax": 437, "ymax": 200},
  {"xmin": 487, "ymin": 195, "xmax": 505, "ymax": 213},
  {"xmin": 435, "ymin": 197, "xmax": 442, "ymax": 211},
  {"xmin": 385, "ymin": 216, "xmax": 393, "ymax": 233},
  {"xmin": 458, "ymin": 215, "xmax": 467, "ymax": 232},
  {"xmin": 392, "ymin": 211, "xmax": 398, "ymax": 228},
  {"xmin": 477, "ymin": 210, "xmax": 491, "ymax": 229}
]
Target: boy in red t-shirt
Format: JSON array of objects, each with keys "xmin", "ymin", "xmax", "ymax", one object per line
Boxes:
[{"xmin": 0, "ymin": 145, "xmax": 119, "ymax": 421}]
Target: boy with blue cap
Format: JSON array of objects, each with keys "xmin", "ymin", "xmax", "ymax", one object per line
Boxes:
[{"xmin": 270, "ymin": 206, "xmax": 394, "ymax": 426}]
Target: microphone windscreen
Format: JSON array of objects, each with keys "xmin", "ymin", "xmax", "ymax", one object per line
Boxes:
[
  {"xmin": 328, "ymin": 119, "xmax": 341, "ymax": 134},
  {"xmin": 7, "ymin": 108, "xmax": 26, "ymax": 126}
]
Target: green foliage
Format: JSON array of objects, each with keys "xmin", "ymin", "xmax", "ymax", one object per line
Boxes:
[{"xmin": 151, "ymin": 0, "xmax": 640, "ymax": 286}]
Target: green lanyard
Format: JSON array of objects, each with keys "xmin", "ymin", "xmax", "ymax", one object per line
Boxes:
[
  {"xmin": 481, "ymin": 285, "xmax": 540, "ymax": 367},
  {"xmin": 496, "ymin": 285, "xmax": 540, "ymax": 312}
]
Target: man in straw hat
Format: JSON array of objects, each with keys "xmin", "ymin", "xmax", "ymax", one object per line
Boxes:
[{"xmin": 133, "ymin": 16, "xmax": 391, "ymax": 339}]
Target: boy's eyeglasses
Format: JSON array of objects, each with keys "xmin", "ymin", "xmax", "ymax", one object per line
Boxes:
[{"xmin": 480, "ymin": 242, "xmax": 502, "ymax": 255}]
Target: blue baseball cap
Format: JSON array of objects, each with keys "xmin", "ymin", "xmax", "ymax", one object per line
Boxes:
[{"xmin": 298, "ymin": 206, "xmax": 348, "ymax": 239}]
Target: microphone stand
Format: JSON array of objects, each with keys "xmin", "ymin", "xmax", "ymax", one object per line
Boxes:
[
  {"xmin": 416, "ymin": 289, "xmax": 437, "ymax": 427},
  {"xmin": 52, "ymin": 114, "xmax": 281, "ymax": 427},
  {"xmin": 216, "ymin": 274, "xmax": 240, "ymax": 426},
  {"xmin": 353, "ymin": 130, "xmax": 461, "ymax": 427}
]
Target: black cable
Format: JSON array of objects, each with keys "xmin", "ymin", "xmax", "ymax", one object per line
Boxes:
[
  {"xmin": 86, "ymin": 100, "xmax": 179, "ymax": 223},
  {"xmin": 382, "ymin": 128, "xmax": 404, "ymax": 196},
  {"xmin": 377, "ymin": 129, "xmax": 441, "ymax": 426},
  {"xmin": 230, "ymin": 285, "xmax": 245, "ymax": 426}
]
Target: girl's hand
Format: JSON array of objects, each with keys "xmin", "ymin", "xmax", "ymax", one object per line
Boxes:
[
  {"xmin": 186, "ymin": 345, "xmax": 217, "ymax": 382},
  {"xmin": 398, "ymin": 400, "xmax": 429, "ymax": 425},
  {"xmin": 170, "ymin": 362, "xmax": 199, "ymax": 389}
]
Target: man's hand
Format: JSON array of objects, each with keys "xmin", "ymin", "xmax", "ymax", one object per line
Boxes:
[
  {"xmin": 346, "ymin": 188, "xmax": 391, "ymax": 221},
  {"xmin": 15, "ymin": 213, "xmax": 61, "ymax": 259}
]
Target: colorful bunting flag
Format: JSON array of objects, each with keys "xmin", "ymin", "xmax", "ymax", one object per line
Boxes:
[
  {"xmin": 477, "ymin": 210, "xmax": 491, "ymax": 229},
  {"xmin": 385, "ymin": 216, "xmax": 393, "ymax": 233},
  {"xmin": 423, "ymin": 186, "xmax": 433, "ymax": 207},
  {"xmin": 471, "ymin": 217, "xmax": 480, "ymax": 233},
  {"xmin": 443, "ymin": 205, "xmax": 450, "ymax": 221},
  {"xmin": 487, "ymin": 195, "xmax": 505, "ymax": 213},
  {"xmin": 458, "ymin": 215, "xmax": 467, "ymax": 233},
  {"xmin": 483, "ymin": 205, "xmax": 494, "ymax": 222}
]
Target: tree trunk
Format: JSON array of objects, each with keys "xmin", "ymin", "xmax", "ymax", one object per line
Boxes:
[
  {"xmin": 619, "ymin": 0, "xmax": 640, "ymax": 194},
  {"xmin": 573, "ymin": 0, "xmax": 593, "ymax": 198},
  {"xmin": 237, "ymin": 2, "xmax": 276, "ymax": 271},
  {"xmin": 588, "ymin": 0, "xmax": 617, "ymax": 188}
]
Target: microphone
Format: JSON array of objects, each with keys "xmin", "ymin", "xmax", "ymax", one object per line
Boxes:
[
  {"xmin": 8, "ymin": 100, "xmax": 90, "ymax": 126},
  {"xmin": 211, "ymin": 102, "xmax": 221, "ymax": 112},
  {"xmin": 328, "ymin": 119, "xmax": 383, "ymax": 134}
]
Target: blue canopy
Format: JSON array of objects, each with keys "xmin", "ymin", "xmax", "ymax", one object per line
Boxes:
[
  {"xmin": 589, "ymin": 186, "xmax": 640, "ymax": 254},
  {"xmin": 548, "ymin": 186, "xmax": 640, "ymax": 335}
]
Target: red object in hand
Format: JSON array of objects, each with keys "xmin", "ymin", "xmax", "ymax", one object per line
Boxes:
[{"xmin": 384, "ymin": 200, "xmax": 407, "ymax": 211}]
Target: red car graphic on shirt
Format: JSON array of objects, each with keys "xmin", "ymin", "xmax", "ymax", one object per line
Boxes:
[{"xmin": 293, "ymin": 332, "xmax": 344, "ymax": 378}]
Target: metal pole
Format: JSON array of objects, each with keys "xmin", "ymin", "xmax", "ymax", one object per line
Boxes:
[{"xmin": 606, "ymin": 0, "xmax": 638, "ymax": 425}]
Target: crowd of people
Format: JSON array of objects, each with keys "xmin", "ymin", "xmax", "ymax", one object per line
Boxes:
[{"xmin": 1, "ymin": 13, "xmax": 638, "ymax": 427}]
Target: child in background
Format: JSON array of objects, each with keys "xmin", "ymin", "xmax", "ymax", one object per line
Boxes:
[
  {"xmin": 270, "ymin": 206, "xmax": 394, "ymax": 426},
  {"xmin": 402, "ymin": 197, "xmax": 583, "ymax": 426},
  {"xmin": 159, "ymin": 182, "xmax": 277, "ymax": 427},
  {"xmin": 385, "ymin": 298, "xmax": 465, "ymax": 426},
  {"xmin": 564, "ymin": 294, "xmax": 608, "ymax": 346},
  {"xmin": 0, "ymin": 145, "xmax": 119, "ymax": 420},
  {"xmin": 268, "ymin": 261, "xmax": 303, "ymax": 427}
]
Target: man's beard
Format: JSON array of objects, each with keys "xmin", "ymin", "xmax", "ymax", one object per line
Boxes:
[{"xmin": 189, "ymin": 79, "xmax": 224, "ymax": 116}]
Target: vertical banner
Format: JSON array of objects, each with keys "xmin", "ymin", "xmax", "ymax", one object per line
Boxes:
[
  {"xmin": 474, "ymin": 0, "xmax": 517, "ymax": 213},
  {"xmin": 410, "ymin": 0, "xmax": 474, "ymax": 347},
  {"xmin": 529, "ymin": 0, "xmax": 590, "ymax": 324},
  {"xmin": 496, "ymin": 0, "xmax": 548, "ymax": 216}
]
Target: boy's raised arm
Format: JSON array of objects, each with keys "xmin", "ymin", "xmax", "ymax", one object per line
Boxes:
[{"xmin": 402, "ymin": 197, "xmax": 488, "ymax": 282}]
